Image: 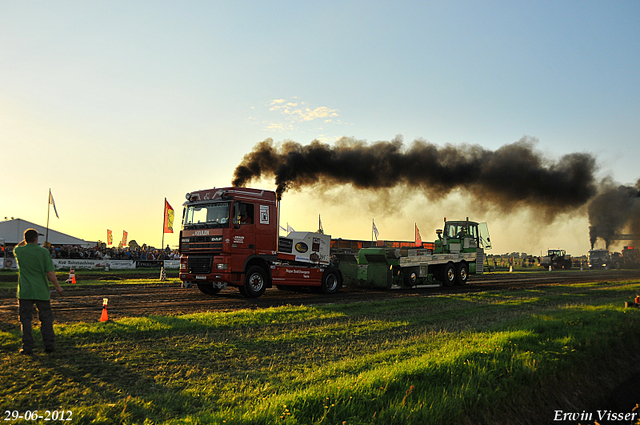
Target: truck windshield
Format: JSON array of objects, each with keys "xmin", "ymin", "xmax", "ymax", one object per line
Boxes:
[
  {"xmin": 589, "ymin": 250, "xmax": 608, "ymax": 259},
  {"xmin": 183, "ymin": 202, "xmax": 230, "ymax": 229}
]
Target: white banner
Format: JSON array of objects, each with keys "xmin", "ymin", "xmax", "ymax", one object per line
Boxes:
[
  {"xmin": 164, "ymin": 260, "xmax": 180, "ymax": 269},
  {"xmin": 53, "ymin": 259, "xmax": 136, "ymax": 270},
  {"xmin": 3, "ymin": 258, "xmax": 179, "ymax": 270}
]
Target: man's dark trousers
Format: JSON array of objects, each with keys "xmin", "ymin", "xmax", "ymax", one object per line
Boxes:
[{"xmin": 19, "ymin": 299, "xmax": 55, "ymax": 352}]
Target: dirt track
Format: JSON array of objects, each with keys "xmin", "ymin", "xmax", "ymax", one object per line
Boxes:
[{"xmin": 2, "ymin": 269, "xmax": 640, "ymax": 327}]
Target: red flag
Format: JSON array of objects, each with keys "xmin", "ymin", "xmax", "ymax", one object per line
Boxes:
[
  {"xmin": 107, "ymin": 229, "xmax": 113, "ymax": 245},
  {"xmin": 415, "ymin": 223, "xmax": 422, "ymax": 247},
  {"xmin": 164, "ymin": 199, "xmax": 174, "ymax": 233},
  {"xmin": 122, "ymin": 230, "xmax": 128, "ymax": 247}
]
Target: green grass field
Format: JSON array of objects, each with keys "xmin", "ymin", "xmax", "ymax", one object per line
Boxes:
[{"xmin": 1, "ymin": 281, "xmax": 640, "ymax": 424}]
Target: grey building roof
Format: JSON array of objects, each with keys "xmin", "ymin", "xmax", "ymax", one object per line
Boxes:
[{"xmin": 0, "ymin": 218, "xmax": 95, "ymax": 247}]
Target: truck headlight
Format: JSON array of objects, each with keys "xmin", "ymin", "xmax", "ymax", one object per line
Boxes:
[{"xmin": 216, "ymin": 263, "xmax": 229, "ymax": 270}]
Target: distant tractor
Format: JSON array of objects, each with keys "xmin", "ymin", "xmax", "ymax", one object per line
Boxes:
[{"xmin": 540, "ymin": 249, "xmax": 572, "ymax": 270}]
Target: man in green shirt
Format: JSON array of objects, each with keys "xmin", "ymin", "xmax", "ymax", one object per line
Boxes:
[{"xmin": 14, "ymin": 228, "xmax": 64, "ymax": 355}]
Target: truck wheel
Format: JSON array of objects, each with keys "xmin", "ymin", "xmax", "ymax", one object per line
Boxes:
[
  {"xmin": 244, "ymin": 266, "xmax": 267, "ymax": 297},
  {"xmin": 443, "ymin": 263, "xmax": 456, "ymax": 286},
  {"xmin": 197, "ymin": 283, "xmax": 222, "ymax": 295},
  {"xmin": 456, "ymin": 263, "xmax": 469, "ymax": 285},
  {"xmin": 321, "ymin": 268, "xmax": 341, "ymax": 294},
  {"xmin": 403, "ymin": 267, "xmax": 419, "ymax": 287}
]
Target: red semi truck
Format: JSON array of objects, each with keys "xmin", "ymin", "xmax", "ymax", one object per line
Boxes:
[{"xmin": 179, "ymin": 187, "xmax": 341, "ymax": 297}]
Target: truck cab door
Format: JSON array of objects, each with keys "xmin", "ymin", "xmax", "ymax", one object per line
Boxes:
[
  {"xmin": 231, "ymin": 201, "xmax": 256, "ymax": 253},
  {"xmin": 478, "ymin": 222, "xmax": 492, "ymax": 250}
]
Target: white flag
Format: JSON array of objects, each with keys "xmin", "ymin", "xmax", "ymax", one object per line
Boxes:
[{"xmin": 49, "ymin": 189, "xmax": 59, "ymax": 219}]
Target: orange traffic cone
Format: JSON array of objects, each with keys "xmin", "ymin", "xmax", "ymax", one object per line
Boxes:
[
  {"xmin": 66, "ymin": 269, "xmax": 76, "ymax": 284},
  {"xmin": 100, "ymin": 298, "xmax": 109, "ymax": 322}
]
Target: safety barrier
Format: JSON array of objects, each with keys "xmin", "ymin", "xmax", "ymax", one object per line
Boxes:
[{"xmin": 0, "ymin": 258, "xmax": 180, "ymax": 270}]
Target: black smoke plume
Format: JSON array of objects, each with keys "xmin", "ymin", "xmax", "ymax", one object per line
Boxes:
[
  {"xmin": 587, "ymin": 179, "xmax": 640, "ymax": 248},
  {"xmin": 233, "ymin": 136, "xmax": 598, "ymax": 219},
  {"xmin": 233, "ymin": 136, "xmax": 640, "ymax": 249}
]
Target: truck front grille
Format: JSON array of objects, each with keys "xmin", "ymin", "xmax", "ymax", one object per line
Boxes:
[
  {"xmin": 182, "ymin": 243, "xmax": 222, "ymax": 251},
  {"xmin": 188, "ymin": 256, "xmax": 213, "ymax": 274},
  {"xmin": 180, "ymin": 236, "xmax": 222, "ymax": 254}
]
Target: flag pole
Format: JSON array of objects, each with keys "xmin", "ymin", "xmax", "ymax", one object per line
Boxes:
[
  {"xmin": 46, "ymin": 189, "xmax": 51, "ymax": 246},
  {"xmin": 161, "ymin": 198, "xmax": 166, "ymax": 250}
]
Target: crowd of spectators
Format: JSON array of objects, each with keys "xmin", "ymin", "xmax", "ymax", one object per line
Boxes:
[{"xmin": 44, "ymin": 245, "xmax": 180, "ymax": 261}]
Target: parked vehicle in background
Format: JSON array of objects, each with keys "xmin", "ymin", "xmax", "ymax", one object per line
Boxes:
[{"xmin": 622, "ymin": 246, "xmax": 640, "ymax": 268}]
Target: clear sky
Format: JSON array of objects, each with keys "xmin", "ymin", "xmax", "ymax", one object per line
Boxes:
[{"xmin": 2, "ymin": 1, "xmax": 639, "ymax": 256}]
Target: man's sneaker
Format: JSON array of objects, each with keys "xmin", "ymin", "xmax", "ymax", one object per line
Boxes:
[
  {"xmin": 19, "ymin": 349, "xmax": 33, "ymax": 356},
  {"xmin": 45, "ymin": 348, "xmax": 54, "ymax": 354}
]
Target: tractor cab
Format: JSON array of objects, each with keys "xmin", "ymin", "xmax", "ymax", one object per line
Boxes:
[
  {"xmin": 547, "ymin": 249, "xmax": 566, "ymax": 258},
  {"xmin": 434, "ymin": 219, "xmax": 491, "ymax": 254}
]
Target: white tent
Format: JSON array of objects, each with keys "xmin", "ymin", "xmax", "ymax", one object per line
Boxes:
[{"xmin": 0, "ymin": 218, "xmax": 95, "ymax": 247}]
